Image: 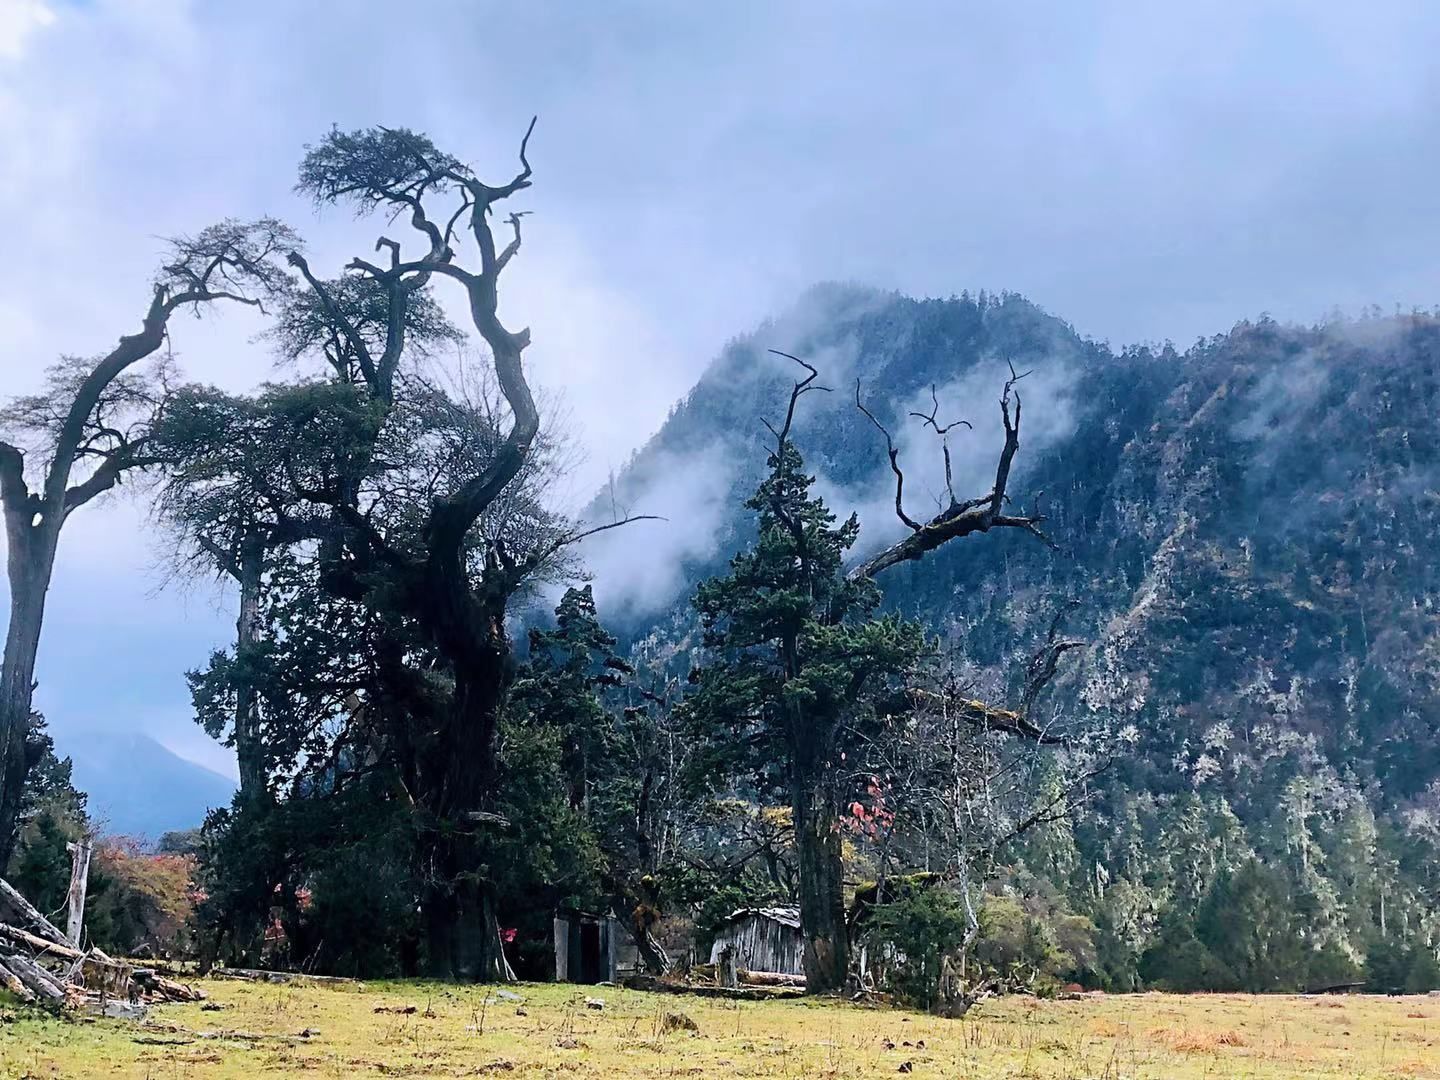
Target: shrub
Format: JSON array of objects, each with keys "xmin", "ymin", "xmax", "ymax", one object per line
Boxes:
[
  {"xmin": 85, "ymin": 838, "xmax": 199, "ymax": 956},
  {"xmin": 868, "ymin": 879, "xmax": 971, "ymax": 1011}
]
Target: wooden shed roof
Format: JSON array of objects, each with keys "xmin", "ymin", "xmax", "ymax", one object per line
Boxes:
[{"xmin": 718, "ymin": 905, "xmax": 801, "ymax": 929}]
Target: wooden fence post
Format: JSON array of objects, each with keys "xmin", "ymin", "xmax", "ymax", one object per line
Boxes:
[{"xmin": 64, "ymin": 839, "xmax": 93, "ymax": 947}]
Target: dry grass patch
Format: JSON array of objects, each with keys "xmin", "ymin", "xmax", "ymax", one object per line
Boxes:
[
  {"xmin": 1153, "ymin": 1026, "xmax": 1248, "ymax": 1052},
  {"xmin": 0, "ymin": 982, "xmax": 1437, "ymax": 1078}
]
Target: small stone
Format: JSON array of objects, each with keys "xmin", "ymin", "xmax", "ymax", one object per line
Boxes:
[
  {"xmin": 515, "ymin": 1007, "xmax": 528, "ymax": 1016},
  {"xmin": 584, "ymin": 997, "xmax": 605, "ymax": 1010},
  {"xmin": 661, "ymin": 1011, "xmax": 698, "ymax": 1033},
  {"xmin": 89, "ymin": 1001, "xmax": 148, "ymax": 1021}
]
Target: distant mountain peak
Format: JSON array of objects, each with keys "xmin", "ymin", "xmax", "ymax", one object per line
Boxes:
[{"xmin": 59, "ymin": 729, "xmax": 235, "ymax": 841}]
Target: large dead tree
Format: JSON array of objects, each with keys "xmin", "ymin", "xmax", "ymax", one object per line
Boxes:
[{"xmin": 0, "ymin": 221, "xmax": 293, "ymax": 863}]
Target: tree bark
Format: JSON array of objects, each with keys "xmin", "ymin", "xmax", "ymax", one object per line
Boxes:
[
  {"xmin": 0, "ymin": 526, "xmax": 58, "ymax": 868},
  {"xmin": 65, "ymin": 838, "xmax": 93, "ymax": 946},
  {"xmin": 232, "ymin": 535, "xmax": 266, "ymax": 801},
  {"xmin": 421, "ymin": 872, "xmax": 514, "ymax": 982},
  {"xmin": 414, "ymin": 631, "xmax": 515, "ymax": 982},
  {"xmin": 2, "ymin": 952, "xmax": 65, "ymax": 1005},
  {"xmin": 791, "ymin": 756, "xmax": 848, "ymax": 993}
]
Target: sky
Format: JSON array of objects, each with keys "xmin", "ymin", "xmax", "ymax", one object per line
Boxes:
[{"xmin": 5, "ymin": 0, "xmax": 1440, "ymax": 779}]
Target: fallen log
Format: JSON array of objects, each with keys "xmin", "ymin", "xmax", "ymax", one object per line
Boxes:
[
  {"xmin": 0, "ymin": 877, "xmax": 69, "ymax": 947},
  {"xmin": 133, "ymin": 969, "xmax": 206, "ymax": 1002},
  {"xmin": 4, "ymin": 952, "xmax": 67, "ymax": 1006},
  {"xmin": 739, "ymin": 969, "xmax": 806, "ymax": 988},
  {"xmin": 0, "ymin": 956, "xmax": 36, "ymax": 1004},
  {"xmin": 621, "ymin": 973, "xmax": 804, "ymax": 1000},
  {"xmin": 0, "ymin": 922, "xmax": 81, "ymax": 961},
  {"xmin": 0, "ymin": 883, "xmax": 125, "ymax": 971},
  {"xmin": 210, "ymin": 968, "xmax": 357, "ymax": 989},
  {"xmin": 0, "ymin": 879, "xmax": 203, "ymax": 1012},
  {"xmin": 1305, "ymin": 980, "xmax": 1366, "ymax": 995},
  {"xmin": 0, "ymin": 925, "xmax": 136, "ymax": 999}
]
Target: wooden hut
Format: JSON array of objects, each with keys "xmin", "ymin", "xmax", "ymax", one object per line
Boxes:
[
  {"xmin": 707, "ymin": 905, "xmax": 804, "ymax": 976},
  {"xmin": 552, "ymin": 908, "xmax": 642, "ymax": 983}
]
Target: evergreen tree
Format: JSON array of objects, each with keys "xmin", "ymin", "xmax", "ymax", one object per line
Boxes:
[
  {"xmin": 6, "ymin": 715, "xmax": 88, "ymax": 916},
  {"xmin": 517, "ymin": 585, "xmax": 630, "ymax": 814},
  {"xmin": 687, "ymin": 439, "xmax": 927, "ymax": 990}
]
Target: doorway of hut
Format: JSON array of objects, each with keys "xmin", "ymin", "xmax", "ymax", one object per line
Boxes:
[{"xmin": 553, "ymin": 908, "xmax": 618, "ymax": 983}]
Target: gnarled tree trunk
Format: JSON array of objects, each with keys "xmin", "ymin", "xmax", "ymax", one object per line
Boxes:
[
  {"xmin": 791, "ymin": 751, "xmax": 848, "ymax": 992},
  {"xmin": 0, "ymin": 512, "xmax": 59, "ymax": 868},
  {"xmin": 413, "ymin": 607, "xmax": 515, "ymax": 981}
]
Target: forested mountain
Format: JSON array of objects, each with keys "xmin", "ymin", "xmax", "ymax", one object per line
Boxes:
[{"xmin": 584, "ymin": 285, "xmax": 1440, "ymax": 992}]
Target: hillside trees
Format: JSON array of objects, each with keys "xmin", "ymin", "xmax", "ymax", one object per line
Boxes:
[{"xmin": 0, "ymin": 221, "xmax": 294, "ymax": 863}]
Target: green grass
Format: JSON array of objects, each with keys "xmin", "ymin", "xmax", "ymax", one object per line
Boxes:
[{"xmin": 2, "ymin": 979, "xmax": 1438, "ymax": 1077}]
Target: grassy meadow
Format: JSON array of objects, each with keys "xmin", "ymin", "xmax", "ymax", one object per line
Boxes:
[{"xmin": 2, "ymin": 980, "xmax": 1439, "ymax": 1078}]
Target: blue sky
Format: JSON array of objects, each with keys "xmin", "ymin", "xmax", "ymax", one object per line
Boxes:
[{"xmin": 6, "ymin": 0, "xmax": 1440, "ymax": 776}]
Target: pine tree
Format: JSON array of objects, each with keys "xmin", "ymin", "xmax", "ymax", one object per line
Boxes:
[{"xmin": 687, "ymin": 441, "xmax": 927, "ymax": 990}]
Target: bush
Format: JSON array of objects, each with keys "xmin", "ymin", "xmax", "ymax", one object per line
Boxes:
[
  {"xmin": 1367, "ymin": 934, "xmax": 1440, "ymax": 994},
  {"xmin": 85, "ymin": 838, "xmax": 199, "ymax": 956},
  {"xmin": 973, "ymin": 895, "xmax": 1094, "ymax": 990},
  {"xmin": 868, "ymin": 880, "xmax": 970, "ymax": 1011}
]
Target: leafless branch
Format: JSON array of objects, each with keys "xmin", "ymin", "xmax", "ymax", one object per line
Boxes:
[
  {"xmin": 763, "ymin": 349, "xmax": 831, "ymax": 456},
  {"xmin": 855, "ymin": 379, "xmax": 920, "ymax": 532},
  {"xmin": 850, "ymin": 361, "xmax": 1054, "ymax": 580}
]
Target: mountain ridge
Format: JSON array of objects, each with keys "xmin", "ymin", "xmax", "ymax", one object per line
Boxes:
[{"xmin": 574, "ymin": 285, "xmax": 1440, "ymax": 985}]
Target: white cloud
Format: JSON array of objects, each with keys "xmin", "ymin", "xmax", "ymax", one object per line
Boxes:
[
  {"xmin": 0, "ymin": 0, "xmax": 53, "ymax": 61},
  {"xmin": 579, "ymin": 439, "xmax": 747, "ymax": 620}
]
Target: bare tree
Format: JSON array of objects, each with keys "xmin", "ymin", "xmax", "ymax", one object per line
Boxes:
[
  {"xmin": 854, "ymin": 611, "xmax": 1102, "ymax": 1015},
  {"xmin": 0, "ymin": 220, "xmax": 293, "ymax": 861}
]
